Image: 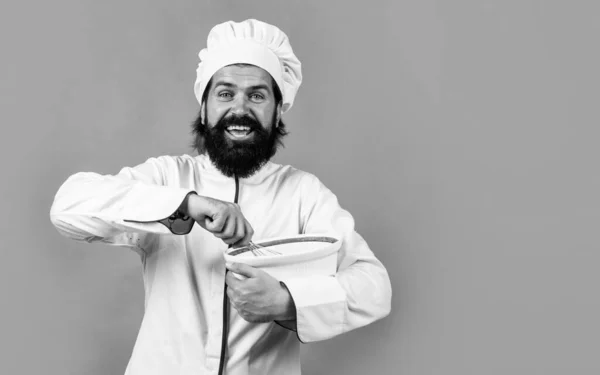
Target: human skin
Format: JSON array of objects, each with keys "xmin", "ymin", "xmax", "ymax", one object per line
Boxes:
[{"xmin": 178, "ymin": 64, "xmax": 295, "ymax": 323}]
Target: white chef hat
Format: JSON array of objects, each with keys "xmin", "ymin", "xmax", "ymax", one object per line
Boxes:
[{"xmin": 194, "ymin": 19, "xmax": 302, "ymax": 113}]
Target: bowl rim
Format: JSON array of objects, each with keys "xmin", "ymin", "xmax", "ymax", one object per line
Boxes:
[{"xmin": 223, "ymin": 234, "xmax": 341, "ymax": 267}]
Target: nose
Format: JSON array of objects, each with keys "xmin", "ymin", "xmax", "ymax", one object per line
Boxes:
[{"xmin": 230, "ymin": 95, "xmax": 250, "ymax": 116}]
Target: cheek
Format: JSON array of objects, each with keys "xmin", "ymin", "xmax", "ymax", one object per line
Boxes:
[
  {"xmin": 256, "ymin": 107, "xmax": 277, "ymax": 128},
  {"xmin": 205, "ymin": 105, "xmax": 227, "ymax": 125}
]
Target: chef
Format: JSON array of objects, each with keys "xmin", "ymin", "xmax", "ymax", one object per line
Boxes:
[{"xmin": 50, "ymin": 19, "xmax": 392, "ymax": 375}]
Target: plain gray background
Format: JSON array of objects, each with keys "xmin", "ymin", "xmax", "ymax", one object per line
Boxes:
[{"xmin": 1, "ymin": 0, "xmax": 599, "ymax": 374}]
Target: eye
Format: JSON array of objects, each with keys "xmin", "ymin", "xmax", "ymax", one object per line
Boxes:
[
  {"xmin": 218, "ymin": 91, "xmax": 233, "ymax": 99},
  {"xmin": 250, "ymin": 93, "xmax": 265, "ymax": 101}
]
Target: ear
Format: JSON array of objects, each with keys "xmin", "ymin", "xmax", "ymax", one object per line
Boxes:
[
  {"xmin": 275, "ymin": 102, "xmax": 282, "ymax": 128},
  {"xmin": 200, "ymin": 102, "xmax": 206, "ymax": 124}
]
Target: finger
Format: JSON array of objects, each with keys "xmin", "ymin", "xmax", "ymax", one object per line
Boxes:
[
  {"xmin": 232, "ymin": 215, "xmax": 247, "ymax": 244},
  {"xmin": 225, "ymin": 270, "xmax": 242, "ymax": 287},
  {"xmin": 222, "ymin": 216, "xmax": 240, "ymax": 244},
  {"xmin": 214, "ymin": 216, "xmax": 235, "ymax": 240},
  {"xmin": 229, "ymin": 300, "xmax": 244, "ymax": 317},
  {"xmin": 239, "ymin": 311, "xmax": 255, "ymax": 322},
  {"xmin": 232, "ymin": 238, "xmax": 249, "ymax": 249},
  {"xmin": 243, "ymin": 219, "xmax": 254, "ymax": 244},
  {"xmin": 226, "ymin": 262, "xmax": 258, "ymax": 278},
  {"xmin": 204, "ymin": 213, "xmax": 225, "ymax": 233},
  {"xmin": 231, "ymin": 219, "xmax": 254, "ymax": 248},
  {"xmin": 225, "ymin": 283, "xmax": 237, "ymax": 299}
]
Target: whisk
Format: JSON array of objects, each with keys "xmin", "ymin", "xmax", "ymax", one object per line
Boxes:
[
  {"xmin": 247, "ymin": 241, "xmax": 282, "ymax": 256},
  {"xmin": 230, "ymin": 241, "xmax": 282, "ymax": 257}
]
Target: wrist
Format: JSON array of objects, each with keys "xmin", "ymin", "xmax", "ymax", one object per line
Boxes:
[
  {"xmin": 275, "ymin": 282, "xmax": 296, "ymax": 321},
  {"xmin": 178, "ymin": 192, "xmax": 198, "ymax": 217}
]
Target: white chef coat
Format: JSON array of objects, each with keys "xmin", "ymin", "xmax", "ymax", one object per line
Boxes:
[{"xmin": 50, "ymin": 154, "xmax": 392, "ymax": 375}]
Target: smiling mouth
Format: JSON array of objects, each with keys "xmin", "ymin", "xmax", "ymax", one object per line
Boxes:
[{"xmin": 226, "ymin": 125, "xmax": 255, "ymax": 139}]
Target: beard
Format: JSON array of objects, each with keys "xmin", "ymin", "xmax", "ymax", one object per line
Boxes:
[{"xmin": 198, "ymin": 113, "xmax": 280, "ymax": 178}]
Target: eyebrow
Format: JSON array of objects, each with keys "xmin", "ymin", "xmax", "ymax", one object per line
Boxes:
[{"xmin": 213, "ymin": 81, "xmax": 272, "ymax": 92}]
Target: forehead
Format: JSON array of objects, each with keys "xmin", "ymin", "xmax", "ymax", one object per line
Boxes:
[{"xmin": 210, "ymin": 64, "xmax": 274, "ymax": 91}]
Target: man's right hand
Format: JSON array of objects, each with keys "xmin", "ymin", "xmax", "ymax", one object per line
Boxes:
[{"xmin": 179, "ymin": 193, "xmax": 254, "ymax": 247}]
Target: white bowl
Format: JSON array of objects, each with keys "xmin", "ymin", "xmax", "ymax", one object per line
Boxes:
[{"xmin": 223, "ymin": 234, "xmax": 341, "ymax": 282}]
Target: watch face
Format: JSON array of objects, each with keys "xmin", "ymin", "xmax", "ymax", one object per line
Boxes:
[{"xmin": 165, "ymin": 212, "xmax": 193, "ymax": 235}]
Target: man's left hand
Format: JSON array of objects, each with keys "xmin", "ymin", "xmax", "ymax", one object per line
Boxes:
[{"xmin": 225, "ymin": 262, "xmax": 296, "ymax": 323}]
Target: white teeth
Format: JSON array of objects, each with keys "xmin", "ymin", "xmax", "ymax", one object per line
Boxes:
[{"xmin": 227, "ymin": 125, "xmax": 251, "ymax": 131}]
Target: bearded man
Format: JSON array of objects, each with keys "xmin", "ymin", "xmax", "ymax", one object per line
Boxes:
[{"xmin": 50, "ymin": 19, "xmax": 391, "ymax": 375}]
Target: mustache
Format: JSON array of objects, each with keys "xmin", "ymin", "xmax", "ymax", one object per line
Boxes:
[{"xmin": 215, "ymin": 114, "xmax": 263, "ymax": 131}]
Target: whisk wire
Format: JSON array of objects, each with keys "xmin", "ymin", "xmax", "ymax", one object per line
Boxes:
[{"xmin": 247, "ymin": 241, "xmax": 281, "ymax": 256}]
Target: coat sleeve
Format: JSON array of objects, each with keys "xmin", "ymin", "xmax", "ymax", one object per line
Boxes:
[
  {"xmin": 49, "ymin": 156, "xmax": 196, "ymax": 254},
  {"xmin": 281, "ymin": 175, "xmax": 392, "ymax": 342}
]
